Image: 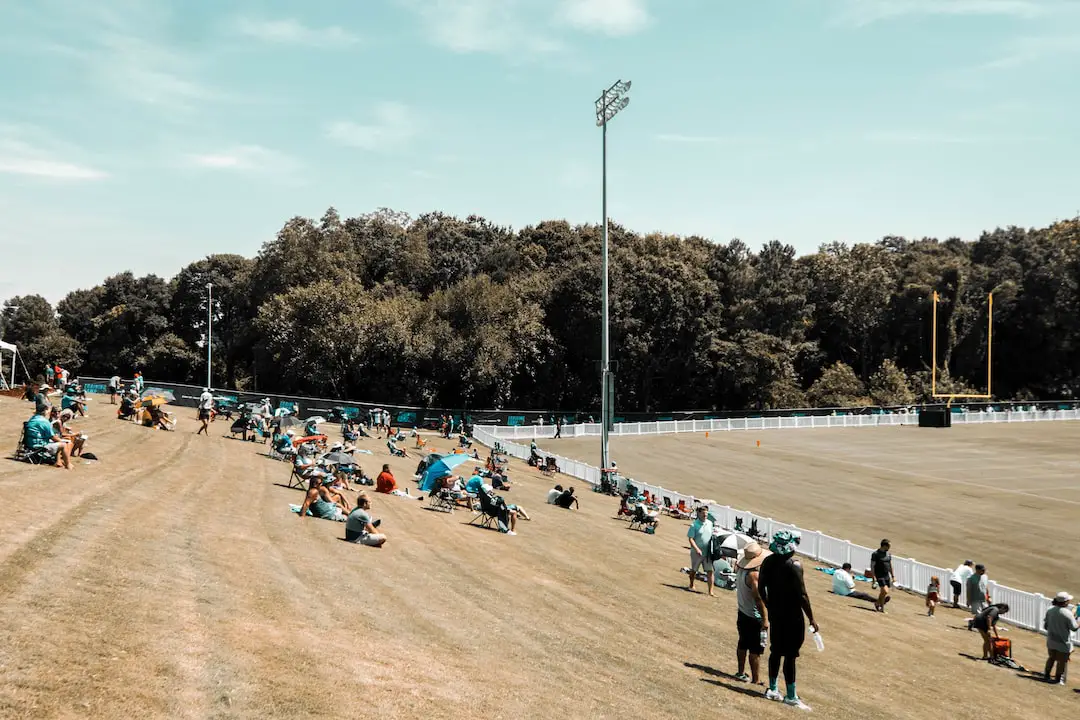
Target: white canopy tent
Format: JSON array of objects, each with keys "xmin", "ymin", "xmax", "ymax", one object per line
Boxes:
[{"xmin": 0, "ymin": 339, "xmax": 16, "ymax": 390}]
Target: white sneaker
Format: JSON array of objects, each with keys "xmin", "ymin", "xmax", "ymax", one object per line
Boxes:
[
  {"xmin": 765, "ymin": 689, "xmax": 782, "ymax": 702},
  {"xmin": 782, "ymin": 696, "xmax": 812, "ymax": 711},
  {"xmin": 506, "ymin": 531, "xmax": 516, "ymax": 536}
]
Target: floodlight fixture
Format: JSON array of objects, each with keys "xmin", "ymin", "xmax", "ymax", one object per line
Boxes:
[{"xmin": 595, "ymin": 78, "xmax": 632, "ymax": 474}]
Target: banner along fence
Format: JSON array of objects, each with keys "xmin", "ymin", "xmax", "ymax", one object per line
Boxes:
[{"xmin": 473, "ymin": 425, "xmax": 1080, "ymax": 647}]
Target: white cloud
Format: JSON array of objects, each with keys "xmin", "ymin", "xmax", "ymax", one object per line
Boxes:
[
  {"xmin": 0, "ymin": 156, "xmax": 107, "ymax": 180},
  {"xmin": 0, "ymin": 126, "xmax": 107, "ymax": 181},
  {"xmin": 557, "ymin": 0, "xmax": 650, "ymax": 36},
  {"xmin": 831, "ymin": 0, "xmax": 1052, "ymax": 26},
  {"xmin": 7, "ymin": 2, "xmax": 219, "ymax": 115},
  {"xmin": 398, "ymin": 0, "xmax": 566, "ymax": 55},
  {"xmin": 185, "ymin": 145, "xmax": 297, "ymax": 172},
  {"xmin": 233, "ymin": 17, "xmax": 360, "ymax": 47},
  {"xmin": 655, "ymin": 133, "xmax": 739, "ymax": 144},
  {"xmin": 326, "ymin": 102, "xmax": 419, "ymax": 151},
  {"xmin": 863, "ymin": 130, "xmax": 1038, "ymax": 145}
]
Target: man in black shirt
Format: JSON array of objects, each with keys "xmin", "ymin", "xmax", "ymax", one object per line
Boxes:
[
  {"xmin": 554, "ymin": 486, "xmax": 579, "ymax": 509},
  {"xmin": 758, "ymin": 530, "xmax": 818, "ymax": 711},
  {"xmin": 870, "ymin": 539, "xmax": 895, "ymax": 612}
]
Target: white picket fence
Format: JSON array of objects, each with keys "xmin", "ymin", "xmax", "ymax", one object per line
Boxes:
[
  {"xmin": 474, "ymin": 423, "xmax": 1080, "ymax": 647},
  {"xmin": 485, "ymin": 408, "xmax": 1080, "ymax": 441}
]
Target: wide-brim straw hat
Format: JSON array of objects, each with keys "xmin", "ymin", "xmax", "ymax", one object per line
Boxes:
[{"xmin": 738, "ymin": 541, "xmax": 771, "ymax": 570}]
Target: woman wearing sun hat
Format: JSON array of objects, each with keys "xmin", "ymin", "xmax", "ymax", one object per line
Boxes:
[
  {"xmin": 734, "ymin": 541, "xmax": 770, "ymax": 685},
  {"xmin": 1044, "ymin": 591, "xmax": 1078, "ymax": 685}
]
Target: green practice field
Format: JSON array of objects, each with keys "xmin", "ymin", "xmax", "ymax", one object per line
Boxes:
[{"xmin": 547, "ymin": 421, "xmax": 1080, "ymax": 595}]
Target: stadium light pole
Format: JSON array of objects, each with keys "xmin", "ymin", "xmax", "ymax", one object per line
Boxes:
[
  {"xmin": 206, "ymin": 282, "xmax": 213, "ymax": 390},
  {"xmin": 595, "ymin": 79, "xmax": 630, "ymax": 474}
]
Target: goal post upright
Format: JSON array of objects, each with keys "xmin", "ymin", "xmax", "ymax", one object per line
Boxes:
[{"xmin": 930, "ymin": 291, "xmax": 994, "ymax": 403}]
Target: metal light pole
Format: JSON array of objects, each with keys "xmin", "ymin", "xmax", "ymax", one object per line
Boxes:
[
  {"xmin": 206, "ymin": 282, "xmax": 213, "ymax": 390},
  {"xmin": 595, "ymin": 79, "xmax": 631, "ymax": 473}
]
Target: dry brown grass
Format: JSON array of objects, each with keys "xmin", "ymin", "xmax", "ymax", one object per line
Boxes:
[{"xmin": 0, "ymin": 396, "xmax": 1076, "ymax": 719}]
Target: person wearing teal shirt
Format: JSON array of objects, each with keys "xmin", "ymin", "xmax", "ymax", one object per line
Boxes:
[
  {"xmin": 466, "ymin": 474, "xmax": 485, "ymax": 494},
  {"xmin": 24, "ymin": 408, "xmax": 72, "ymax": 469},
  {"xmin": 687, "ymin": 505, "xmax": 715, "ymax": 596}
]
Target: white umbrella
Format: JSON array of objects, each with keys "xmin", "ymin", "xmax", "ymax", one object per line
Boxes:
[{"xmin": 714, "ymin": 532, "xmax": 753, "ymax": 558}]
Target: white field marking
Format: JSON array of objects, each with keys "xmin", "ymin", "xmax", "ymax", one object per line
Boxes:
[
  {"xmin": 1022, "ymin": 485, "xmax": 1080, "ymax": 492},
  {"xmin": 761, "ymin": 446, "xmax": 1080, "ymax": 506}
]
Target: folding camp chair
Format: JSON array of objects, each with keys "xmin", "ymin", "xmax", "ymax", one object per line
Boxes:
[
  {"xmin": 470, "ymin": 489, "xmax": 508, "ymax": 532},
  {"xmin": 12, "ymin": 422, "xmax": 55, "ymax": 465},
  {"xmin": 428, "ymin": 489, "xmax": 457, "ymax": 513},
  {"xmin": 287, "ymin": 465, "xmax": 311, "ymax": 490},
  {"xmin": 629, "ymin": 505, "xmax": 658, "ymax": 534}
]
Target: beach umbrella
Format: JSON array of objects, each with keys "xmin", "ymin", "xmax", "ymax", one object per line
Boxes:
[
  {"xmin": 420, "ymin": 453, "xmax": 474, "ymax": 493},
  {"xmin": 713, "ymin": 532, "xmax": 752, "ymax": 559},
  {"xmin": 321, "ymin": 451, "xmax": 356, "ymax": 466},
  {"xmin": 139, "ymin": 396, "xmax": 168, "ymax": 408},
  {"xmin": 141, "ymin": 388, "xmax": 175, "ymax": 402},
  {"xmin": 273, "ymin": 415, "xmax": 305, "ymax": 431}
]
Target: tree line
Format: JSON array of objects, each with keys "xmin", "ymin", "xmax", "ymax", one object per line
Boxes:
[{"xmin": 2, "ymin": 207, "xmax": 1077, "ymax": 412}]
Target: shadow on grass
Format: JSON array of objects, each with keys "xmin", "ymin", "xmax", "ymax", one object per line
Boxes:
[
  {"xmin": 684, "ymin": 663, "xmax": 767, "ymax": 698},
  {"xmin": 957, "ymin": 653, "xmax": 987, "ymax": 662},
  {"xmin": 660, "ymin": 583, "xmax": 698, "ymax": 594}
]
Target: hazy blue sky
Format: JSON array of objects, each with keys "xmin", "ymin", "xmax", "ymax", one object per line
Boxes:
[{"xmin": 1, "ymin": 0, "xmax": 1078, "ymax": 302}]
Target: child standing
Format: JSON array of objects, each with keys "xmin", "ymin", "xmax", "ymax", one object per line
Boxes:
[{"xmin": 927, "ymin": 576, "xmax": 941, "ymax": 616}]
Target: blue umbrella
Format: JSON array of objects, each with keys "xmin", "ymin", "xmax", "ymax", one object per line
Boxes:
[{"xmin": 420, "ymin": 454, "xmax": 475, "ymax": 493}]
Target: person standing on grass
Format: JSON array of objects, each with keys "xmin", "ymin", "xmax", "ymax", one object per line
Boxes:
[
  {"xmin": 966, "ymin": 564, "xmax": 990, "ymax": 627},
  {"xmin": 554, "ymin": 416, "xmax": 562, "ymax": 439},
  {"xmin": 687, "ymin": 506, "xmax": 714, "ymax": 596},
  {"xmin": 870, "ymin": 539, "xmax": 895, "ymax": 612},
  {"xmin": 734, "ymin": 541, "xmax": 770, "ymax": 685},
  {"xmin": 950, "ymin": 560, "xmax": 974, "ymax": 608},
  {"xmin": 1043, "ymin": 591, "xmax": 1077, "ymax": 685},
  {"xmin": 758, "ymin": 530, "xmax": 817, "ymax": 711},
  {"xmin": 107, "ymin": 374, "xmax": 121, "ymax": 404},
  {"xmin": 196, "ymin": 387, "xmax": 214, "ymax": 435},
  {"xmin": 972, "ymin": 603, "xmax": 1009, "ymax": 660}
]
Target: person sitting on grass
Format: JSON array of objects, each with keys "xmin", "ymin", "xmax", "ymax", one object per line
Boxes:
[
  {"xmin": 547, "ymin": 484, "xmax": 564, "ymax": 504},
  {"xmin": 298, "ymin": 478, "xmax": 351, "ymax": 522},
  {"xmin": 375, "ymin": 464, "xmax": 421, "ymax": 500},
  {"xmin": 51, "ymin": 408, "xmax": 86, "ymax": 457},
  {"xmin": 345, "ymin": 493, "xmax": 387, "ymax": 547},
  {"xmin": 553, "ymin": 486, "xmax": 580, "ymax": 510},
  {"xmin": 972, "ymin": 603, "xmax": 1010, "ymax": 660},
  {"xmin": 831, "ymin": 563, "xmax": 877, "ymax": 603},
  {"xmin": 25, "ymin": 403, "xmax": 72, "ymax": 470}
]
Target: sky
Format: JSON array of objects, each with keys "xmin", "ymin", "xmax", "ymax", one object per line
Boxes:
[{"xmin": 1, "ymin": 0, "xmax": 1078, "ymax": 303}]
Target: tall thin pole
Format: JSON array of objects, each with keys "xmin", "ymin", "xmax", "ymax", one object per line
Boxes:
[
  {"xmin": 600, "ymin": 103, "xmax": 610, "ymax": 472},
  {"xmin": 207, "ymin": 283, "xmax": 213, "ymax": 390},
  {"xmin": 986, "ymin": 292, "xmax": 993, "ymax": 398},
  {"xmin": 931, "ymin": 291, "xmax": 938, "ymax": 396}
]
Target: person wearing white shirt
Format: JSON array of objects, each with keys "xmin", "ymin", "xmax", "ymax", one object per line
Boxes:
[
  {"xmin": 197, "ymin": 388, "xmax": 214, "ymax": 436},
  {"xmin": 546, "ymin": 485, "xmax": 564, "ymax": 504},
  {"xmin": 950, "ymin": 560, "xmax": 975, "ymax": 608},
  {"xmin": 832, "ymin": 563, "xmax": 876, "ymax": 602}
]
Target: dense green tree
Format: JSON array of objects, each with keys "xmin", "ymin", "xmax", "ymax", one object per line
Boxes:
[
  {"xmin": 5, "ymin": 208, "xmax": 1078, "ymax": 411},
  {"xmin": 1, "ymin": 295, "xmax": 81, "ymax": 377}
]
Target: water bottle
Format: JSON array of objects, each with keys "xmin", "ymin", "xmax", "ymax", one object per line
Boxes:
[
  {"xmin": 759, "ymin": 628, "xmax": 768, "ymax": 648},
  {"xmin": 810, "ymin": 627, "xmax": 824, "ymax": 652}
]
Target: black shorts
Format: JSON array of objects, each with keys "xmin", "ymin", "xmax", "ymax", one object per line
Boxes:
[
  {"xmin": 768, "ymin": 616, "xmax": 805, "ymax": 657},
  {"xmin": 737, "ymin": 612, "xmax": 765, "ymax": 654},
  {"xmin": 199, "ymin": 408, "xmax": 211, "ymax": 421},
  {"xmin": 876, "ymin": 576, "xmax": 892, "ymax": 589},
  {"xmin": 950, "ymin": 580, "xmax": 962, "ymax": 596}
]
